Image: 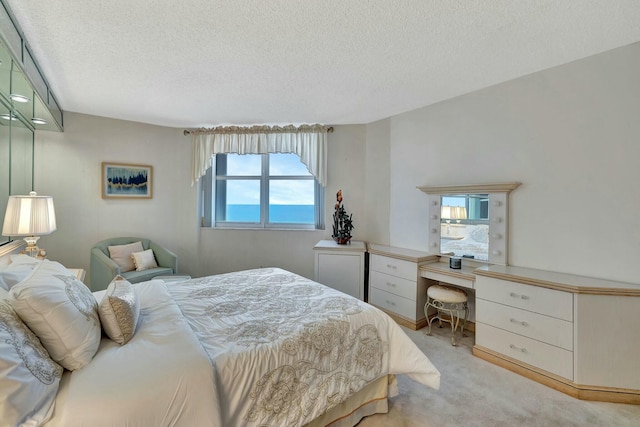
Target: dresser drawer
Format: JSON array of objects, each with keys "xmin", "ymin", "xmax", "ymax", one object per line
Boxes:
[
  {"xmin": 476, "ymin": 323, "xmax": 573, "ymax": 380},
  {"xmin": 370, "ymin": 254, "xmax": 417, "ymax": 282},
  {"xmin": 369, "ymin": 271, "xmax": 416, "ymax": 300},
  {"xmin": 476, "ymin": 276, "xmax": 573, "ymax": 321},
  {"xmin": 476, "ymin": 299, "xmax": 573, "ymax": 351},
  {"xmin": 369, "ymin": 287, "xmax": 421, "ymax": 321}
]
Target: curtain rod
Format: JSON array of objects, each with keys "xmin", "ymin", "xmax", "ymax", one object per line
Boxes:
[{"xmin": 183, "ymin": 126, "xmax": 333, "ymax": 136}]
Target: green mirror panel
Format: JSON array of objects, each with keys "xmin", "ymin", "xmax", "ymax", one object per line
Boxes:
[
  {"xmin": 0, "ymin": 40, "xmax": 34, "ymax": 246},
  {"xmin": 0, "ymin": 101, "xmax": 8, "ymax": 245}
]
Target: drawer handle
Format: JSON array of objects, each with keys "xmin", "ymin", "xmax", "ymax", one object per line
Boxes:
[
  {"xmin": 509, "ymin": 318, "xmax": 528, "ymax": 327},
  {"xmin": 386, "ymin": 282, "xmax": 397, "ymax": 288},
  {"xmin": 509, "ymin": 344, "xmax": 527, "ymax": 353},
  {"xmin": 509, "ymin": 292, "xmax": 529, "ymax": 300},
  {"xmin": 386, "ymin": 264, "xmax": 397, "ymax": 269},
  {"xmin": 385, "ymin": 300, "xmax": 396, "ymax": 306}
]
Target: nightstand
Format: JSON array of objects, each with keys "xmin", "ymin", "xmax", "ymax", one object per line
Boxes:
[
  {"xmin": 313, "ymin": 240, "xmax": 367, "ymax": 300},
  {"xmin": 67, "ymin": 268, "xmax": 86, "ymax": 283}
]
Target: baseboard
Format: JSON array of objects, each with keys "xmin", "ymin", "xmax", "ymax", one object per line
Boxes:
[
  {"xmin": 371, "ymin": 305, "xmax": 427, "ymax": 330},
  {"xmin": 473, "ymin": 345, "xmax": 640, "ymax": 405}
]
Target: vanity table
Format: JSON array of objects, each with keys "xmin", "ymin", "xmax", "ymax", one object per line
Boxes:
[{"xmin": 419, "ymin": 260, "xmax": 477, "ymax": 329}]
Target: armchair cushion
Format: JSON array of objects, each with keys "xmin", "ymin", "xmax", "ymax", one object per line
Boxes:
[
  {"xmin": 131, "ymin": 249, "xmax": 158, "ymax": 271},
  {"xmin": 108, "ymin": 241, "xmax": 143, "ymax": 273}
]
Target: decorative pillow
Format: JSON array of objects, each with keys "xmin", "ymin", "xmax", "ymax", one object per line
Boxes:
[
  {"xmin": 0, "ymin": 254, "xmax": 43, "ymax": 291},
  {"xmin": 98, "ymin": 276, "xmax": 140, "ymax": 345},
  {"xmin": 131, "ymin": 249, "xmax": 158, "ymax": 272},
  {"xmin": 108, "ymin": 241, "xmax": 144, "ymax": 273},
  {"xmin": 9, "ymin": 253, "xmax": 44, "ymax": 266},
  {"xmin": 0, "ymin": 287, "xmax": 63, "ymax": 426},
  {"xmin": 10, "ymin": 260, "xmax": 101, "ymax": 371},
  {"xmin": 0, "ymin": 263, "xmax": 36, "ymax": 291}
]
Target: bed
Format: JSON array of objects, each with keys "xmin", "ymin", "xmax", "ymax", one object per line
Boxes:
[{"xmin": 0, "ymin": 245, "xmax": 440, "ymax": 427}]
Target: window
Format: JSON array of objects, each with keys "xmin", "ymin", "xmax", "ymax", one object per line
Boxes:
[
  {"xmin": 440, "ymin": 194, "xmax": 490, "ymax": 261},
  {"xmin": 201, "ymin": 153, "xmax": 324, "ymax": 229}
]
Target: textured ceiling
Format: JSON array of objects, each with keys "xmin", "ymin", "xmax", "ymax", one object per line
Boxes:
[{"xmin": 5, "ymin": 1, "xmax": 640, "ymax": 128}]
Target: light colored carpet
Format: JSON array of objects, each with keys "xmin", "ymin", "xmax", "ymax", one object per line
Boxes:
[{"xmin": 359, "ymin": 324, "xmax": 640, "ymax": 427}]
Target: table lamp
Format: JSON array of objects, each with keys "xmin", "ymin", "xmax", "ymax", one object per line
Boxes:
[{"xmin": 2, "ymin": 191, "xmax": 57, "ymax": 258}]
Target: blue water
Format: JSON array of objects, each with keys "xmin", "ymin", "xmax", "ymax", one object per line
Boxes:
[{"xmin": 226, "ymin": 204, "xmax": 313, "ymax": 223}]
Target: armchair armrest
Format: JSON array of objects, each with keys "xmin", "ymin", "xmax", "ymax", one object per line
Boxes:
[
  {"xmin": 150, "ymin": 242, "xmax": 178, "ymax": 273},
  {"xmin": 90, "ymin": 248, "xmax": 121, "ymax": 291}
]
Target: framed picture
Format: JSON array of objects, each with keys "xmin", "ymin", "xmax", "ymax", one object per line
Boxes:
[{"xmin": 102, "ymin": 162, "xmax": 153, "ymax": 199}]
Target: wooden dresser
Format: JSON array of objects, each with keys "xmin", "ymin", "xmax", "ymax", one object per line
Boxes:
[
  {"xmin": 367, "ymin": 244, "xmax": 436, "ymax": 330},
  {"xmin": 473, "ymin": 265, "xmax": 640, "ymax": 404}
]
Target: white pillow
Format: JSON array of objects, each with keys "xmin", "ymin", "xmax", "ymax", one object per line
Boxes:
[
  {"xmin": 10, "ymin": 260, "xmax": 101, "ymax": 371},
  {"xmin": 99, "ymin": 276, "xmax": 140, "ymax": 345},
  {"xmin": 9, "ymin": 253, "xmax": 44, "ymax": 266},
  {"xmin": 131, "ymin": 249, "xmax": 158, "ymax": 272},
  {"xmin": 0, "ymin": 287, "xmax": 63, "ymax": 426},
  {"xmin": 0, "ymin": 254, "xmax": 43, "ymax": 291},
  {"xmin": 0, "ymin": 263, "xmax": 37, "ymax": 291},
  {"xmin": 108, "ymin": 241, "xmax": 144, "ymax": 273}
]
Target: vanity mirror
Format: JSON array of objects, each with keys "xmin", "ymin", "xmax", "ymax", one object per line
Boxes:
[{"xmin": 418, "ymin": 183, "xmax": 521, "ymax": 265}]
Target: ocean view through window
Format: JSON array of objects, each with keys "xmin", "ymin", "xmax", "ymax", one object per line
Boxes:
[{"xmin": 201, "ymin": 153, "xmax": 324, "ymax": 229}]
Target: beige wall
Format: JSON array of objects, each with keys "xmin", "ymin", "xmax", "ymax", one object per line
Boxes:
[
  {"xmin": 379, "ymin": 42, "xmax": 640, "ymax": 283},
  {"xmin": 32, "ymin": 41, "xmax": 640, "ymax": 286},
  {"xmin": 33, "ymin": 115, "xmax": 366, "ymax": 285}
]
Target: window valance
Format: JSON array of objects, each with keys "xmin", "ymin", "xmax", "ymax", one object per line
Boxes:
[{"xmin": 189, "ymin": 124, "xmax": 330, "ymax": 187}]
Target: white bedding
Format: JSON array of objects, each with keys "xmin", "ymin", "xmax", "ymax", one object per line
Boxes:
[
  {"xmin": 168, "ymin": 268, "xmax": 440, "ymax": 426},
  {"xmin": 45, "ymin": 268, "xmax": 440, "ymax": 427},
  {"xmin": 46, "ymin": 280, "xmax": 222, "ymax": 426}
]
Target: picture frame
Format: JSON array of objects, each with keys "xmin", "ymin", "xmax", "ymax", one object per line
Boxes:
[{"xmin": 102, "ymin": 162, "xmax": 153, "ymax": 199}]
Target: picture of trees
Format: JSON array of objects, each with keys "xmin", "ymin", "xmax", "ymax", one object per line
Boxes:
[{"xmin": 102, "ymin": 163, "xmax": 152, "ymax": 198}]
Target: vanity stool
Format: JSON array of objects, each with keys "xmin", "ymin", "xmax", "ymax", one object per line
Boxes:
[{"xmin": 424, "ymin": 284, "xmax": 469, "ymax": 346}]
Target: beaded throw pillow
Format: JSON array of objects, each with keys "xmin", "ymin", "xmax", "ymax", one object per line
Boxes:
[{"xmin": 99, "ymin": 275, "xmax": 140, "ymax": 345}]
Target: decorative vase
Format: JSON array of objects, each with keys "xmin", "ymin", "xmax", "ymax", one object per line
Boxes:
[{"xmin": 335, "ymin": 237, "xmax": 351, "ymax": 245}]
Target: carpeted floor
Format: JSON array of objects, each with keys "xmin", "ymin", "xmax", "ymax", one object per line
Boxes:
[{"xmin": 358, "ymin": 324, "xmax": 640, "ymax": 427}]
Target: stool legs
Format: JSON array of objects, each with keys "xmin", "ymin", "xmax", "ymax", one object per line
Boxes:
[{"xmin": 424, "ymin": 297, "xmax": 469, "ymax": 346}]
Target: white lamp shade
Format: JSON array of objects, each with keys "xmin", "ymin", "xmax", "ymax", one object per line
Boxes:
[
  {"xmin": 2, "ymin": 192, "xmax": 57, "ymax": 236},
  {"xmin": 441, "ymin": 206, "xmax": 452, "ymax": 220}
]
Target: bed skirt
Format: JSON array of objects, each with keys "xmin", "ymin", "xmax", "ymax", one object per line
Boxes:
[{"xmin": 305, "ymin": 375, "xmax": 397, "ymax": 427}]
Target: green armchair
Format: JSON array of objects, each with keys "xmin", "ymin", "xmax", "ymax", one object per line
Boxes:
[{"xmin": 90, "ymin": 237, "xmax": 178, "ymax": 291}]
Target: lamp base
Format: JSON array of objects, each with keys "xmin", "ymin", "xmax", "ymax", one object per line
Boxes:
[{"xmin": 21, "ymin": 236, "xmax": 47, "ymax": 259}]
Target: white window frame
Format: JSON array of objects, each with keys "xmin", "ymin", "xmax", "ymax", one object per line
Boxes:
[{"xmin": 201, "ymin": 153, "xmax": 324, "ymax": 230}]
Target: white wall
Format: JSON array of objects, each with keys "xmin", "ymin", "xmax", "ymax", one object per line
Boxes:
[
  {"xmin": 33, "ymin": 114, "xmax": 366, "ymax": 286},
  {"xmin": 380, "ymin": 42, "xmax": 640, "ymax": 284},
  {"xmin": 33, "ymin": 114, "xmax": 197, "ymax": 283},
  {"xmin": 363, "ymin": 119, "xmax": 391, "ymax": 246},
  {"xmin": 33, "ymin": 42, "xmax": 640, "ymax": 286}
]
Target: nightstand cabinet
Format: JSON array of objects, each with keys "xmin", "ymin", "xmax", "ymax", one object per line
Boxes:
[
  {"xmin": 367, "ymin": 244, "xmax": 435, "ymax": 330},
  {"xmin": 313, "ymin": 240, "xmax": 367, "ymax": 300}
]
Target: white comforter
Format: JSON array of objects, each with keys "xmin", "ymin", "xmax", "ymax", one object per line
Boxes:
[
  {"xmin": 46, "ymin": 268, "xmax": 440, "ymax": 427},
  {"xmin": 47, "ymin": 280, "xmax": 222, "ymax": 426},
  {"xmin": 168, "ymin": 268, "xmax": 440, "ymax": 426}
]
